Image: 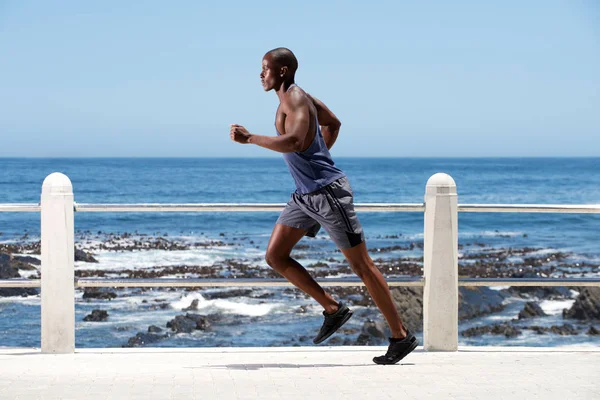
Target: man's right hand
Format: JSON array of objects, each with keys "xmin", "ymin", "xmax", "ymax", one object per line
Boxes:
[{"xmin": 230, "ymin": 124, "xmax": 252, "ymax": 144}]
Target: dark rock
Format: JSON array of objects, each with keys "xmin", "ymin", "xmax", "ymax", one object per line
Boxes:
[
  {"xmin": 363, "ymin": 320, "xmax": 388, "ymax": 339},
  {"xmin": 166, "ymin": 313, "xmax": 210, "ymax": 333},
  {"xmin": 0, "ymin": 256, "xmax": 20, "ymax": 279},
  {"xmin": 83, "ymin": 309, "xmax": 108, "ymax": 322},
  {"xmin": 523, "ymin": 324, "xmax": 579, "ymax": 336},
  {"xmin": 148, "ymin": 325, "xmax": 163, "ymax": 333},
  {"xmin": 204, "ymin": 289, "xmax": 253, "ymax": 299},
  {"xmin": 307, "ymin": 261, "xmax": 329, "ymax": 268},
  {"xmin": 527, "ymin": 326, "xmax": 548, "ymax": 335},
  {"xmin": 75, "ymin": 248, "xmax": 98, "ymax": 263},
  {"xmin": 389, "ymin": 287, "xmax": 423, "ymax": 332},
  {"xmin": 549, "ymin": 324, "xmax": 578, "ymax": 335},
  {"xmin": 167, "ymin": 316, "xmax": 196, "ymax": 333},
  {"xmin": 183, "ymin": 299, "xmax": 199, "ymax": 311},
  {"xmin": 384, "ymin": 286, "xmax": 507, "ymax": 334},
  {"xmin": 327, "ymin": 337, "xmax": 344, "ymax": 345},
  {"xmin": 461, "ymin": 323, "xmax": 521, "ymax": 338},
  {"xmin": 563, "ymin": 288, "xmax": 600, "ymax": 321},
  {"xmin": 0, "ymin": 253, "xmax": 12, "ymax": 268},
  {"xmin": 355, "ymin": 319, "xmax": 388, "ymax": 345},
  {"xmin": 144, "ymin": 302, "xmax": 171, "ymax": 311},
  {"xmin": 518, "ymin": 302, "xmax": 547, "ymax": 319},
  {"xmin": 13, "ymin": 255, "xmax": 40, "ymax": 266},
  {"xmin": 0, "ymin": 253, "xmax": 38, "ymax": 297},
  {"xmin": 205, "ymin": 313, "xmax": 247, "ymax": 326},
  {"xmin": 115, "ymin": 326, "xmax": 133, "ymax": 331},
  {"xmin": 459, "ymin": 287, "xmax": 507, "ymax": 320},
  {"xmin": 295, "ymin": 305, "xmax": 309, "ymax": 314},
  {"xmin": 185, "ymin": 313, "xmax": 210, "ymax": 330},
  {"xmin": 124, "ymin": 332, "xmax": 169, "ymax": 347},
  {"xmin": 82, "ymin": 288, "xmax": 117, "ymax": 300},
  {"xmin": 355, "ymin": 333, "xmax": 373, "ymax": 345},
  {"xmin": 0, "ymin": 287, "xmax": 38, "ymax": 297},
  {"xmin": 587, "ymin": 326, "xmax": 600, "ymax": 335}
]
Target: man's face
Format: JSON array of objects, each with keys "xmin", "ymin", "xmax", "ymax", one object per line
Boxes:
[{"xmin": 260, "ymin": 55, "xmax": 279, "ymax": 92}]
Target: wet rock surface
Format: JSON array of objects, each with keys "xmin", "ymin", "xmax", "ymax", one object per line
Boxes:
[
  {"xmin": 75, "ymin": 249, "xmax": 98, "ymax": 263},
  {"xmin": 518, "ymin": 302, "xmax": 548, "ymax": 319},
  {"xmin": 523, "ymin": 324, "xmax": 579, "ymax": 336},
  {"xmin": 461, "ymin": 323, "xmax": 522, "ymax": 338},
  {"xmin": 459, "ymin": 287, "xmax": 507, "ymax": 320},
  {"xmin": 83, "ymin": 309, "xmax": 109, "ymax": 322},
  {"xmin": 166, "ymin": 313, "xmax": 210, "ymax": 333},
  {"xmin": 0, "ymin": 252, "xmax": 39, "ymax": 297},
  {"xmin": 355, "ymin": 320, "xmax": 388, "ymax": 345},
  {"xmin": 562, "ymin": 288, "xmax": 600, "ymax": 321},
  {"xmin": 124, "ymin": 332, "xmax": 169, "ymax": 347},
  {"xmin": 586, "ymin": 326, "xmax": 600, "ymax": 335},
  {"xmin": 82, "ymin": 288, "xmax": 117, "ymax": 301}
]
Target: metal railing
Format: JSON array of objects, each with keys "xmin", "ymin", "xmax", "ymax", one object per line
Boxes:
[
  {"xmin": 1, "ymin": 172, "xmax": 599, "ymax": 353},
  {"xmin": 4, "ymin": 202, "xmax": 600, "ymax": 214},
  {"xmin": 4, "ymin": 277, "xmax": 600, "ymax": 289}
]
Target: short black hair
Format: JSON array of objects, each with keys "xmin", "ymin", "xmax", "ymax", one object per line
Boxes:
[{"xmin": 266, "ymin": 47, "xmax": 298, "ymax": 76}]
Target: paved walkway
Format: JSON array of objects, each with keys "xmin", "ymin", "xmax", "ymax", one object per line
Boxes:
[{"xmin": 0, "ymin": 346, "xmax": 599, "ymax": 399}]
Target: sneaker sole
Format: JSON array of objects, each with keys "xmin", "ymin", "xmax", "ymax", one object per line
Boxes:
[
  {"xmin": 313, "ymin": 310, "xmax": 353, "ymax": 345},
  {"xmin": 372, "ymin": 338, "xmax": 418, "ymax": 365}
]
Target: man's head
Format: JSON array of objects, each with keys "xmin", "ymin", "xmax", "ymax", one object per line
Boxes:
[{"xmin": 260, "ymin": 47, "xmax": 298, "ymax": 91}]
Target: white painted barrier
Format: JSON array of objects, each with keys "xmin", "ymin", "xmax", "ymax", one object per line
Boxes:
[
  {"xmin": 423, "ymin": 173, "xmax": 459, "ymax": 351},
  {"xmin": 41, "ymin": 173, "xmax": 75, "ymax": 353}
]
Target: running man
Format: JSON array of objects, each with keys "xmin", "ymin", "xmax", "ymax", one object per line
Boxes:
[{"xmin": 230, "ymin": 47, "xmax": 417, "ymax": 364}]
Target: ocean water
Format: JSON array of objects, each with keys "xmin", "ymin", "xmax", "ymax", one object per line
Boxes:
[{"xmin": 1, "ymin": 157, "xmax": 599, "ymax": 348}]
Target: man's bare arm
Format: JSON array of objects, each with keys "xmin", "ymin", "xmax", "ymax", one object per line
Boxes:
[
  {"xmin": 307, "ymin": 94, "xmax": 341, "ymax": 150},
  {"xmin": 230, "ymin": 95, "xmax": 311, "ymax": 153}
]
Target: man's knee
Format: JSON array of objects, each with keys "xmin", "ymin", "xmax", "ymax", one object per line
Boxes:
[
  {"xmin": 349, "ymin": 259, "xmax": 376, "ymax": 279},
  {"xmin": 265, "ymin": 252, "xmax": 275, "ymax": 268},
  {"xmin": 265, "ymin": 248, "xmax": 287, "ymax": 270}
]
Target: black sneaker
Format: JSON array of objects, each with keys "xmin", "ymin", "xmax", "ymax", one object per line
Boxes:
[
  {"xmin": 373, "ymin": 330, "xmax": 418, "ymax": 365},
  {"xmin": 313, "ymin": 302, "xmax": 353, "ymax": 344}
]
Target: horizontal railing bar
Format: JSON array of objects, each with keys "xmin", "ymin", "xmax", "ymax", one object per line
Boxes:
[
  {"xmin": 458, "ymin": 278, "xmax": 600, "ymax": 287},
  {"xmin": 76, "ymin": 277, "xmax": 425, "ymax": 288},
  {"xmin": 0, "ymin": 279, "xmax": 41, "ymax": 288},
  {"xmin": 2, "ymin": 277, "xmax": 597, "ymax": 289},
  {"xmin": 73, "ymin": 203, "xmax": 426, "ymax": 212},
  {"xmin": 1, "ymin": 203, "xmax": 599, "ymax": 213},
  {"xmin": 73, "ymin": 277, "xmax": 600, "ymax": 288},
  {"xmin": 459, "ymin": 204, "xmax": 600, "ymax": 213},
  {"xmin": 0, "ymin": 204, "xmax": 40, "ymax": 212}
]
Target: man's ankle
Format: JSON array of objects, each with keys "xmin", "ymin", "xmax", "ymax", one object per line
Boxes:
[
  {"xmin": 324, "ymin": 302, "xmax": 339, "ymax": 315},
  {"xmin": 391, "ymin": 327, "xmax": 408, "ymax": 339}
]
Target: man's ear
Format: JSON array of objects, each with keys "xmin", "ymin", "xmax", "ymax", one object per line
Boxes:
[{"xmin": 280, "ymin": 66, "xmax": 288, "ymax": 78}]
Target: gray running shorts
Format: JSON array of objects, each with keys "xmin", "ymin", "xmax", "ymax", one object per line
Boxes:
[{"xmin": 276, "ymin": 176, "xmax": 365, "ymax": 249}]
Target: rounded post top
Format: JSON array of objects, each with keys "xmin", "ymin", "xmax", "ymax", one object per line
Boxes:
[
  {"xmin": 42, "ymin": 172, "xmax": 73, "ymax": 195},
  {"xmin": 426, "ymin": 173, "xmax": 456, "ymax": 187},
  {"xmin": 426, "ymin": 173, "xmax": 456, "ymax": 195}
]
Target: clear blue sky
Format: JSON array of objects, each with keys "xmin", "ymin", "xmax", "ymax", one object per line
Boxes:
[{"xmin": 0, "ymin": 0, "xmax": 598, "ymax": 157}]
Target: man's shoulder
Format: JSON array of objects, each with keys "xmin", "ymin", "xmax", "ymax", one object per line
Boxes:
[{"xmin": 284, "ymin": 86, "xmax": 312, "ymax": 110}]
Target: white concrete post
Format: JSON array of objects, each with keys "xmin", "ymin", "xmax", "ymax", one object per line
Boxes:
[
  {"xmin": 423, "ymin": 173, "xmax": 458, "ymax": 351},
  {"xmin": 41, "ymin": 173, "xmax": 75, "ymax": 353}
]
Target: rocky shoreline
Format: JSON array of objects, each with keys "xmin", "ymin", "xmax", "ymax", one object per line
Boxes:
[{"xmin": 1, "ymin": 232, "xmax": 599, "ymax": 347}]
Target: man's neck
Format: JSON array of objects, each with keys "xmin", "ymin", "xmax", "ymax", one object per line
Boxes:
[{"xmin": 275, "ymin": 80, "xmax": 296, "ymax": 102}]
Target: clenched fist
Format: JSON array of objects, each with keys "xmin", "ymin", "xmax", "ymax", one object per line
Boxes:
[{"xmin": 230, "ymin": 124, "xmax": 252, "ymax": 144}]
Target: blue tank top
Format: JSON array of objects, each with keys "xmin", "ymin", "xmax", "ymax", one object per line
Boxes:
[{"xmin": 277, "ymin": 85, "xmax": 346, "ymax": 194}]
